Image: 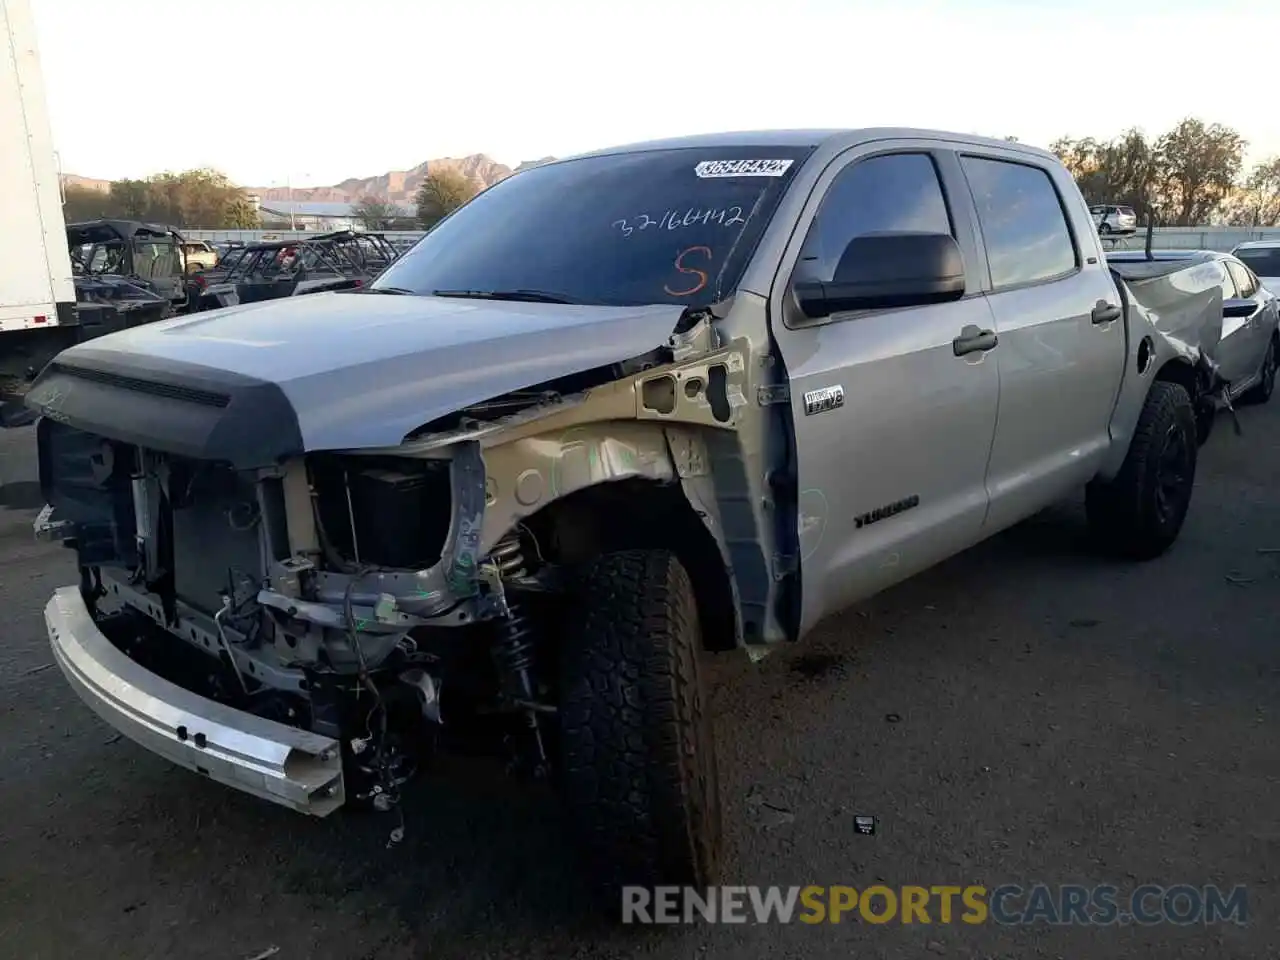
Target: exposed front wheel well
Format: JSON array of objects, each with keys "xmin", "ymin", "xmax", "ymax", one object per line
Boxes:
[{"xmin": 519, "ymin": 478, "xmax": 739, "ymax": 652}]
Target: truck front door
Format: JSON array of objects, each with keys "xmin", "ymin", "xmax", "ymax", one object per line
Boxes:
[{"xmin": 768, "ymin": 143, "xmax": 1000, "ymax": 636}]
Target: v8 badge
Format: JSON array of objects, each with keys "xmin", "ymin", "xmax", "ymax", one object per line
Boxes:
[{"xmin": 803, "ymin": 385, "xmax": 845, "ymax": 416}]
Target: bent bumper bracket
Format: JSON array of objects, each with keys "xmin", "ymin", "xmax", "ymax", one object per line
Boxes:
[{"xmin": 45, "ymin": 586, "xmax": 344, "ymax": 816}]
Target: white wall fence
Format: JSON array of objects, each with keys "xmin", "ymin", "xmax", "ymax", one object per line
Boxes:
[
  {"xmin": 1104, "ymin": 227, "xmax": 1280, "ymax": 252},
  {"xmin": 183, "ymin": 225, "xmax": 1280, "ymax": 253}
]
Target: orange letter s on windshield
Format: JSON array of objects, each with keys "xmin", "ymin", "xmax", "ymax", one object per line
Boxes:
[{"xmin": 664, "ymin": 245, "xmax": 712, "ymax": 297}]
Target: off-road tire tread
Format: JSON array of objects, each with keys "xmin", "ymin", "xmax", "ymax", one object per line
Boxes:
[
  {"xmin": 558, "ymin": 549, "xmax": 721, "ymax": 895},
  {"xmin": 1086, "ymin": 380, "xmax": 1196, "ymax": 560}
]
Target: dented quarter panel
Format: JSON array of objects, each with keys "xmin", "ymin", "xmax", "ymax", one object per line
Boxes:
[{"xmin": 1097, "ymin": 268, "xmax": 1226, "ymax": 481}]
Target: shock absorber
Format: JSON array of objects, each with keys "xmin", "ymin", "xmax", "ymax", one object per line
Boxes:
[{"xmin": 487, "ymin": 533, "xmax": 549, "ymax": 777}]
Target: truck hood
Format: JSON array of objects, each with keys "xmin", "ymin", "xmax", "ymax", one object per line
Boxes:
[{"xmin": 26, "ymin": 292, "xmax": 686, "ymax": 465}]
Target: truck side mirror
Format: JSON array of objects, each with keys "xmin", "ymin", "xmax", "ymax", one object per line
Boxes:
[
  {"xmin": 793, "ymin": 232, "xmax": 966, "ymax": 320},
  {"xmin": 1223, "ymin": 298, "xmax": 1257, "ymax": 319}
]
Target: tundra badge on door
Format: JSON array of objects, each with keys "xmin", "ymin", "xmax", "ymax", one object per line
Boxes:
[{"xmin": 803, "ymin": 385, "xmax": 845, "ymax": 416}]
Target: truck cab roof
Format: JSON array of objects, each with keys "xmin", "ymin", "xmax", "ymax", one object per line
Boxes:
[{"xmin": 558, "ymin": 127, "xmax": 1057, "ymax": 165}]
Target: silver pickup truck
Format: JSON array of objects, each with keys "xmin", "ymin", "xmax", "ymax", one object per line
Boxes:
[{"xmin": 25, "ymin": 129, "xmax": 1242, "ymax": 899}]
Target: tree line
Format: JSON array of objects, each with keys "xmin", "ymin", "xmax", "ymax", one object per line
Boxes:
[
  {"xmin": 1050, "ymin": 117, "xmax": 1280, "ymax": 227},
  {"xmin": 350, "ymin": 168, "xmax": 483, "ymax": 232},
  {"xmin": 393, "ymin": 123, "xmax": 1280, "ymax": 234},
  {"xmin": 63, "ymin": 168, "xmax": 260, "ymax": 229},
  {"xmin": 70, "ymin": 120, "xmax": 1276, "ymax": 237}
]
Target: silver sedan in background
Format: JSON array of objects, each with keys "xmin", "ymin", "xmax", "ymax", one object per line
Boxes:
[{"xmin": 1110, "ymin": 248, "xmax": 1279, "ymax": 405}]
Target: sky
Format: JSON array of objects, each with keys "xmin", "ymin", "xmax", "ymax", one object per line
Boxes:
[{"xmin": 29, "ymin": 0, "xmax": 1280, "ymax": 188}]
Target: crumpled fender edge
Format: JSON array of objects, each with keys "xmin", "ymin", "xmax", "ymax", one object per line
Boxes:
[{"xmin": 1097, "ymin": 305, "xmax": 1213, "ymax": 483}]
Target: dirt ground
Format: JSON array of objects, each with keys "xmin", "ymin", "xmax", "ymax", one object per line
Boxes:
[{"xmin": 1, "ymin": 408, "xmax": 1277, "ymax": 960}]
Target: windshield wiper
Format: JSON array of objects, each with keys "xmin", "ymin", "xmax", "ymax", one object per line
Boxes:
[
  {"xmin": 431, "ymin": 288, "xmax": 580, "ymax": 304},
  {"xmin": 366, "ymin": 286, "xmax": 415, "ymax": 295}
]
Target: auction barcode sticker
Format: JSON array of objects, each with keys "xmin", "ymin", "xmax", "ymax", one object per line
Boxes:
[{"xmin": 695, "ymin": 159, "xmax": 794, "ymax": 178}]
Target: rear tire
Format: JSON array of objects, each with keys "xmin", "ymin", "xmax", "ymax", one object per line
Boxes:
[
  {"xmin": 1243, "ymin": 338, "xmax": 1277, "ymax": 405},
  {"xmin": 1099, "ymin": 223, "xmax": 1113, "ymax": 235},
  {"xmin": 1086, "ymin": 381, "xmax": 1197, "ymax": 560},
  {"xmin": 558, "ymin": 549, "xmax": 722, "ymax": 898}
]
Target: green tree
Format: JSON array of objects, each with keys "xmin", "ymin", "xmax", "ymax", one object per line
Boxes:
[
  {"xmin": 225, "ymin": 195, "xmax": 261, "ymax": 229},
  {"xmin": 95, "ymin": 169, "xmax": 257, "ymax": 228},
  {"xmin": 414, "ymin": 169, "xmax": 477, "ymax": 229},
  {"xmin": 1051, "ymin": 129, "xmax": 1160, "ymax": 224},
  {"xmin": 1153, "ymin": 118, "xmax": 1246, "ymax": 226},
  {"xmin": 62, "ymin": 184, "xmax": 114, "ymax": 222},
  {"xmin": 1225, "ymin": 156, "xmax": 1280, "ymax": 227},
  {"xmin": 108, "ymin": 178, "xmax": 152, "ymax": 219},
  {"xmin": 353, "ymin": 195, "xmax": 408, "ymax": 230}
]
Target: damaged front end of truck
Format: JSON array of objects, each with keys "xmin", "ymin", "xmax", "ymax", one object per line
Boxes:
[{"xmin": 25, "ymin": 295, "xmax": 779, "ymax": 824}]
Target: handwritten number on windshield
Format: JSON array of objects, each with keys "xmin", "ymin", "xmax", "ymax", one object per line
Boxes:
[
  {"xmin": 613, "ymin": 207, "xmax": 746, "ymax": 237},
  {"xmin": 664, "ymin": 246, "xmax": 713, "ymax": 297}
]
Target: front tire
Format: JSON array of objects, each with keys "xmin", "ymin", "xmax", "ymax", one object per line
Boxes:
[
  {"xmin": 558, "ymin": 550, "xmax": 722, "ymax": 896},
  {"xmin": 1086, "ymin": 381, "xmax": 1197, "ymax": 560}
]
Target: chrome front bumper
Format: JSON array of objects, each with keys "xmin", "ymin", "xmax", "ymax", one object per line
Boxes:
[{"xmin": 45, "ymin": 586, "xmax": 345, "ymax": 816}]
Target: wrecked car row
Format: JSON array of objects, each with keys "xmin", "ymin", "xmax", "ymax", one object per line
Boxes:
[
  {"xmin": 24, "ymin": 129, "xmax": 1280, "ymax": 911},
  {"xmin": 186, "ymin": 231, "xmax": 402, "ymax": 311},
  {"xmin": 1, "ymin": 223, "xmax": 404, "ymax": 421}
]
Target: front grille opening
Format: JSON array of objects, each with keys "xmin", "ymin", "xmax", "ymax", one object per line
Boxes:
[
  {"xmin": 309, "ymin": 455, "xmax": 452, "ymax": 569},
  {"xmin": 169, "ymin": 460, "xmax": 265, "ymax": 615}
]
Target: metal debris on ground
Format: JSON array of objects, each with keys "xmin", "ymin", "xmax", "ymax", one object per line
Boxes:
[
  {"xmin": 1225, "ymin": 574, "xmax": 1256, "ymax": 586},
  {"xmin": 853, "ymin": 815, "xmax": 877, "ymax": 835},
  {"xmin": 242, "ymin": 948, "xmax": 280, "ymax": 960}
]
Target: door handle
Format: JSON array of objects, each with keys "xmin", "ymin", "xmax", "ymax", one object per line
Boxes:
[
  {"xmin": 1092, "ymin": 300, "xmax": 1122, "ymax": 324},
  {"xmin": 953, "ymin": 325, "xmax": 998, "ymax": 357}
]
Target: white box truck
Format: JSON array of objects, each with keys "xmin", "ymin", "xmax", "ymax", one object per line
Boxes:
[{"xmin": 0, "ymin": 0, "xmax": 76, "ymax": 416}]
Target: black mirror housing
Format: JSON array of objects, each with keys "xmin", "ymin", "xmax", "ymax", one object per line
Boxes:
[
  {"xmin": 1223, "ymin": 298, "xmax": 1256, "ymax": 319},
  {"xmin": 794, "ymin": 232, "xmax": 966, "ymax": 319}
]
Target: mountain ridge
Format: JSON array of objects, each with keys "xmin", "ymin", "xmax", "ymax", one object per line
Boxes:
[{"xmin": 61, "ymin": 153, "xmax": 559, "ymax": 207}]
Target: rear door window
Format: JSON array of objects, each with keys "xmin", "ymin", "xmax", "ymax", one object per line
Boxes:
[
  {"xmin": 1226, "ymin": 259, "xmax": 1258, "ymax": 298},
  {"xmin": 960, "ymin": 156, "xmax": 1078, "ymax": 289}
]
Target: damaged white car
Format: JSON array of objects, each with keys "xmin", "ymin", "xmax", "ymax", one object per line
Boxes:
[{"xmin": 26, "ymin": 129, "xmax": 1248, "ymax": 899}]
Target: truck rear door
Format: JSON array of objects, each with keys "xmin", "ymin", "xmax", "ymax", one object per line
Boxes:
[
  {"xmin": 955, "ymin": 151, "xmax": 1126, "ymax": 532},
  {"xmin": 767, "ymin": 141, "xmax": 1000, "ymax": 634}
]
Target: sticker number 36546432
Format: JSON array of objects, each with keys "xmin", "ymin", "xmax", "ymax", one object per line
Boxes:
[{"xmin": 695, "ymin": 158, "xmax": 794, "ymax": 178}]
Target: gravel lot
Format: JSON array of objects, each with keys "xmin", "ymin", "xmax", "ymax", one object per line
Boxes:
[{"xmin": 1, "ymin": 409, "xmax": 1277, "ymax": 960}]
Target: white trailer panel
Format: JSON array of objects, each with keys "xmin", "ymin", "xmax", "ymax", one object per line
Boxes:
[{"xmin": 0, "ymin": 0, "xmax": 74, "ymax": 334}]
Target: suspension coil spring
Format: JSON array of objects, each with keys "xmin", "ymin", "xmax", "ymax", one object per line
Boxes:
[
  {"xmin": 488, "ymin": 533, "xmax": 529, "ymax": 580},
  {"xmin": 488, "ymin": 533, "xmax": 536, "ymax": 682},
  {"xmin": 486, "ymin": 533, "xmax": 548, "ymax": 774}
]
